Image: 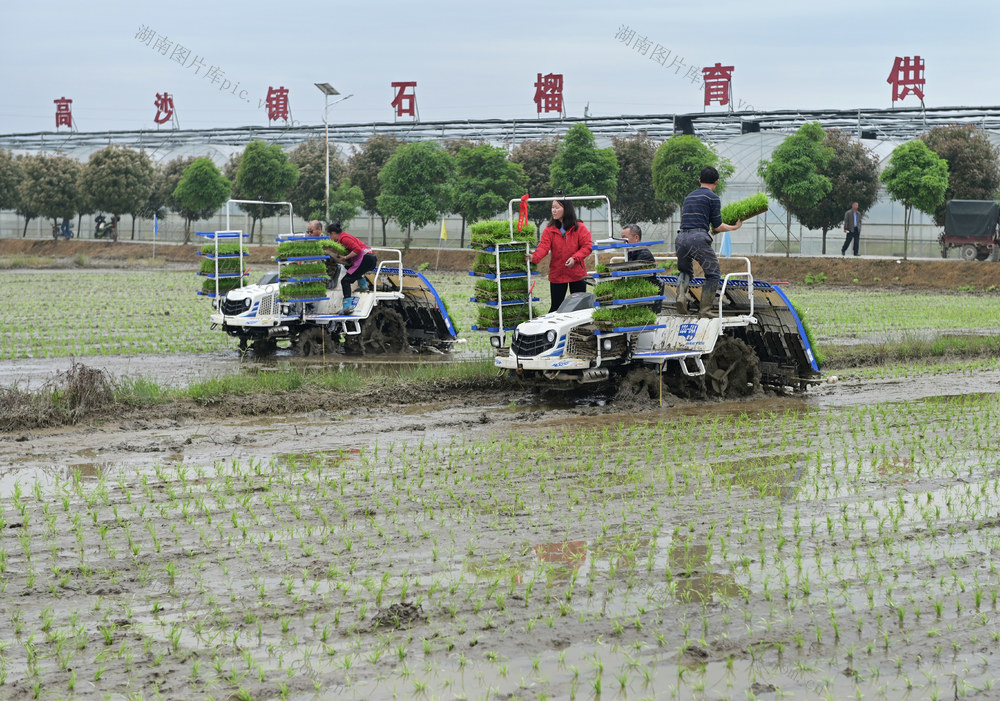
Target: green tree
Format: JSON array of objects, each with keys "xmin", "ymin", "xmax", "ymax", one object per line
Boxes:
[
  {"xmin": 509, "ymin": 137, "xmax": 560, "ymax": 229},
  {"xmin": 348, "ymin": 135, "xmax": 403, "ymax": 246},
  {"xmin": 17, "ymin": 154, "xmax": 82, "ymax": 237},
  {"xmin": 758, "ymin": 122, "xmax": 833, "ymax": 257},
  {"xmin": 921, "ymin": 124, "xmax": 1000, "ymax": 225},
  {"xmin": 651, "ymin": 135, "xmax": 734, "ymax": 217},
  {"xmin": 0, "ymin": 149, "xmax": 22, "ymax": 214},
  {"xmin": 797, "ymin": 130, "xmax": 880, "ymax": 254},
  {"xmin": 880, "ymin": 139, "xmax": 949, "ymax": 260},
  {"xmin": 451, "ymin": 144, "xmax": 527, "ymax": 247},
  {"xmin": 172, "ymin": 158, "xmax": 233, "ymax": 244},
  {"xmin": 327, "ymin": 177, "xmax": 364, "ymax": 228},
  {"xmin": 550, "ymin": 124, "xmax": 619, "ymax": 200},
  {"xmin": 612, "ymin": 132, "xmax": 671, "ymax": 227},
  {"xmin": 377, "ymin": 141, "xmax": 453, "ymax": 251},
  {"xmin": 235, "ymin": 141, "xmax": 299, "ymax": 242},
  {"xmin": 287, "ymin": 138, "xmax": 346, "ymax": 221},
  {"xmin": 81, "ymin": 145, "xmax": 155, "ymax": 241}
]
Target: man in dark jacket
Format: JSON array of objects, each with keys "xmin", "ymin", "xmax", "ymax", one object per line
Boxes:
[
  {"xmin": 623, "ymin": 224, "xmax": 655, "ymax": 265},
  {"xmin": 841, "ymin": 202, "xmax": 861, "ymax": 256}
]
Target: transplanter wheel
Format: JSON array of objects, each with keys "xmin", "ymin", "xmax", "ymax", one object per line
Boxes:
[
  {"xmin": 353, "ymin": 308, "xmax": 409, "ymax": 355},
  {"xmin": 294, "ymin": 327, "xmax": 328, "ymax": 356},
  {"xmin": 250, "ymin": 338, "xmax": 278, "ymax": 357},
  {"xmin": 704, "ymin": 336, "xmax": 762, "ymax": 399}
]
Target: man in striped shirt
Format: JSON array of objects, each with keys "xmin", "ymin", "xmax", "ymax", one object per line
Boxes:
[{"xmin": 675, "ymin": 166, "xmax": 743, "ymax": 317}]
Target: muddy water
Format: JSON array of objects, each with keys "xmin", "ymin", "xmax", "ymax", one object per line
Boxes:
[{"xmin": 2, "ymin": 359, "xmax": 1000, "ymax": 699}]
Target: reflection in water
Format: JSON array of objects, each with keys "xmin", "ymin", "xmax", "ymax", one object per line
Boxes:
[
  {"xmin": 668, "ymin": 541, "xmax": 742, "ymax": 603},
  {"xmin": 534, "ymin": 540, "xmax": 587, "ymax": 582}
]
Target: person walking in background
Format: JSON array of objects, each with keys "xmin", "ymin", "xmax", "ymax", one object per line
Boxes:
[
  {"xmin": 842, "ymin": 202, "xmax": 861, "ymax": 256},
  {"xmin": 675, "ymin": 166, "xmax": 743, "ymax": 318},
  {"xmin": 528, "ymin": 198, "xmax": 593, "ymax": 313}
]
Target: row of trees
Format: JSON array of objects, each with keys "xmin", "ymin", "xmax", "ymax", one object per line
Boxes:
[
  {"xmin": 758, "ymin": 122, "xmax": 1000, "ymax": 257},
  {"xmin": 2, "ymin": 122, "xmax": 997, "ymax": 254}
]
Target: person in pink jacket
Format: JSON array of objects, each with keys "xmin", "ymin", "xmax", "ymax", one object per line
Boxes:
[{"xmin": 528, "ymin": 198, "xmax": 593, "ymax": 312}]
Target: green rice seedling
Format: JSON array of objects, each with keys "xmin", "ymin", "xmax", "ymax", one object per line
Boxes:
[
  {"xmin": 473, "ymin": 277, "xmax": 530, "ymax": 302},
  {"xmin": 473, "ymin": 251, "xmax": 536, "ymax": 275},
  {"xmin": 318, "ymin": 239, "xmax": 348, "ymax": 257},
  {"xmin": 468, "ymin": 220, "xmax": 536, "ymax": 248},
  {"xmin": 719, "ymin": 193, "xmax": 769, "ymax": 226},
  {"xmin": 591, "ymin": 306, "xmax": 657, "ymax": 331},
  {"xmin": 592, "ymin": 278, "xmax": 659, "ymax": 302}
]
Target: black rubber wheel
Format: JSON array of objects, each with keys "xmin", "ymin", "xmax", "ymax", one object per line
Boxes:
[
  {"xmin": 251, "ymin": 337, "xmax": 278, "ymax": 357},
  {"xmin": 347, "ymin": 308, "xmax": 408, "ymax": 355},
  {"xmin": 961, "ymin": 244, "xmax": 978, "ymax": 262},
  {"xmin": 294, "ymin": 328, "xmax": 328, "ymax": 356},
  {"xmin": 704, "ymin": 336, "xmax": 762, "ymax": 399}
]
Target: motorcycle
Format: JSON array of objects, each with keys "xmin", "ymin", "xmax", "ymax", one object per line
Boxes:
[{"xmin": 94, "ymin": 215, "xmax": 118, "ymax": 241}]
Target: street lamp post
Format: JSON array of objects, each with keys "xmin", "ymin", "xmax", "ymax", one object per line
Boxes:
[{"xmin": 314, "ymin": 83, "xmax": 339, "ymax": 222}]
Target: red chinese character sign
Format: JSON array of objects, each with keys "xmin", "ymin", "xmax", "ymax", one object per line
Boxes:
[
  {"xmin": 154, "ymin": 92, "xmax": 176, "ymax": 126},
  {"xmin": 533, "ymin": 73, "xmax": 564, "ymax": 116},
  {"xmin": 266, "ymin": 86, "xmax": 291, "ymax": 123},
  {"xmin": 887, "ymin": 56, "xmax": 925, "ymax": 104},
  {"xmin": 702, "ymin": 63, "xmax": 734, "ymax": 107},
  {"xmin": 54, "ymin": 97, "xmax": 73, "ymax": 129},
  {"xmin": 391, "ymin": 81, "xmax": 417, "ymax": 119}
]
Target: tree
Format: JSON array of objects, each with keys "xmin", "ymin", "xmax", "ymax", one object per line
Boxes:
[
  {"xmin": 17, "ymin": 154, "xmax": 82, "ymax": 237},
  {"xmin": 509, "ymin": 137, "xmax": 560, "ymax": 229},
  {"xmin": 451, "ymin": 144, "xmax": 527, "ymax": 247},
  {"xmin": 880, "ymin": 139, "xmax": 949, "ymax": 260},
  {"xmin": 377, "ymin": 141, "xmax": 453, "ymax": 251},
  {"xmin": 348, "ymin": 135, "xmax": 403, "ymax": 246},
  {"xmin": 797, "ymin": 130, "xmax": 880, "ymax": 254},
  {"xmin": 172, "ymin": 158, "xmax": 232, "ymax": 244},
  {"xmin": 0, "ymin": 149, "xmax": 22, "ymax": 214},
  {"xmin": 235, "ymin": 141, "xmax": 299, "ymax": 242},
  {"xmin": 651, "ymin": 135, "xmax": 734, "ymax": 217},
  {"xmin": 327, "ymin": 177, "xmax": 364, "ymax": 228},
  {"xmin": 550, "ymin": 124, "xmax": 619, "ymax": 201},
  {"xmin": 612, "ymin": 132, "xmax": 672, "ymax": 227},
  {"xmin": 921, "ymin": 124, "xmax": 1000, "ymax": 225},
  {"xmin": 287, "ymin": 138, "xmax": 346, "ymax": 221},
  {"xmin": 81, "ymin": 145, "xmax": 155, "ymax": 241},
  {"xmin": 141, "ymin": 157, "xmax": 191, "ymax": 228},
  {"xmin": 758, "ymin": 122, "xmax": 833, "ymax": 257}
]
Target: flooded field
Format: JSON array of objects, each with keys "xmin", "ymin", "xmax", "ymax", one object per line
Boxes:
[{"xmin": 2, "ymin": 360, "xmax": 1000, "ymax": 699}]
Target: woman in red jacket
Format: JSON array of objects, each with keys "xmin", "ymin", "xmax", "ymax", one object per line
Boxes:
[{"xmin": 529, "ymin": 198, "xmax": 593, "ymax": 312}]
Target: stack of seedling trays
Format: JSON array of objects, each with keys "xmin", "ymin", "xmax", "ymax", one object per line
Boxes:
[
  {"xmin": 468, "ymin": 220, "xmax": 541, "ymax": 332},
  {"xmin": 588, "ymin": 239, "xmax": 667, "ymax": 334},
  {"xmin": 195, "ymin": 230, "xmax": 250, "ymax": 297},
  {"xmin": 275, "ymin": 234, "xmax": 331, "ymax": 303}
]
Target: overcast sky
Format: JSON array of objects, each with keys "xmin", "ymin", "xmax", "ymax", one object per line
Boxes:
[{"xmin": 2, "ymin": 0, "xmax": 997, "ymax": 135}]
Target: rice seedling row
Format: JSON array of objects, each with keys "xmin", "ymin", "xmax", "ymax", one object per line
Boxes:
[{"xmin": 2, "ymin": 387, "xmax": 1000, "ymax": 698}]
